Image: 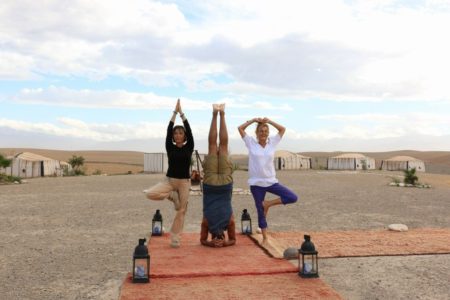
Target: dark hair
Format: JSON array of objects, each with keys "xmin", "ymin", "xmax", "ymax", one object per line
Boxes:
[
  {"xmin": 212, "ymin": 232, "xmax": 225, "ymax": 240},
  {"xmin": 172, "ymin": 125, "xmax": 187, "ymax": 142}
]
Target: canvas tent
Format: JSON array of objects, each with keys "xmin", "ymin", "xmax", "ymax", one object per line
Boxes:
[
  {"xmin": 381, "ymin": 156, "xmax": 425, "ymax": 172},
  {"xmin": 327, "ymin": 153, "xmax": 375, "ymax": 170},
  {"xmin": 144, "ymin": 152, "xmax": 205, "ymax": 173},
  {"xmin": 274, "ymin": 150, "xmax": 311, "ymax": 170},
  {"xmin": 0, "ymin": 152, "xmax": 70, "ymax": 178},
  {"xmin": 144, "ymin": 153, "xmax": 168, "ymax": 173}
]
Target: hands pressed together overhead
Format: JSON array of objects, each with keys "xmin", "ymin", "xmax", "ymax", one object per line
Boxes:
[{"xmin": 174, "ymin": 99, "xmax": 183, "ymax": 114}]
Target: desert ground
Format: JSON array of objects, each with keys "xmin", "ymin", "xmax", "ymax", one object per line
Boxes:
[{"xmin": 1, "ymin": 169, "xmax": 449, "ymax": 300}]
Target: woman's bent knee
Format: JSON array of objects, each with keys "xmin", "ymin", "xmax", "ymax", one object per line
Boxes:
[
  {"xmin": 146, "ymin": 192, "xmax": 165, "ymax": 200},
  {"xmin": 282, "ymin": 193, "xmax": 298, "ymax": 204}
]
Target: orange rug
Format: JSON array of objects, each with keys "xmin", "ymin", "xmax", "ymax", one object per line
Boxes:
[
  {"xmin": 120, "ymin": 273, "xmax": 343, "ymax": 300},
  {"xmin": 250, "ymin": 228, "xmax": 450, "ymax": 259},
  {"xmin": 120, "ymin": 233, "xmax": 343, "ymax": 299},
  {"xmin": 146, "ymin": 233, "xmax": 296, "ymax": 278}
]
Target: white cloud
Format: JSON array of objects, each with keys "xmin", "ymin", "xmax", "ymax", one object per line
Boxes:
[
  {"xmin": 13, "ymin": 86, "xmax": 206, "ymax": 110},
  {"xmin": 10, "ymin": 86, "xmax": 293, "ymax": 111},
  {"xmin": 0, "ymin": 52, "xmax": 36, "ymax": 80},
  {"xmin": 0, "ymin": 117, "xmax": 168, "ymax": 142},
  {"xmin": 1, "ymin": 1, "xmax": 450, "ymax": 101},
  {"xmin": 290, "ymin": 112, "xmax": 450, "ymax": 140}
]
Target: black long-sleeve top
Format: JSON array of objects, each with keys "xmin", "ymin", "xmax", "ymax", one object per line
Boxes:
[{"xmin": 165, "ymin": 119, "xmax": 194, "ymax": 179}]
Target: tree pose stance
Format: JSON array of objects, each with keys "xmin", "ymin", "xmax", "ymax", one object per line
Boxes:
[
  {"xmin": 145, "ymin": 99, "xmax": 194, "ymax": 248},
  {"xmin": 238, "ymin": 117, "xmax": 297, "ymax": 246}
]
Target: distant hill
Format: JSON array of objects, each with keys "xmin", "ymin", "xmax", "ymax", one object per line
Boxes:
[{"xmin": 1, "ymin": 148, "xmax": 449, "ymax": 175}]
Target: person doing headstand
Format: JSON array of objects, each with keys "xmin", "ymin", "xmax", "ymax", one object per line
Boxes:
[
  {"xmin": 200, "ymin": 103, "xmax": 236, "ymax": 248},
  {"xmin": 145, "ymin": 99, "xmax": 194, "ymax": 248},
  {"xmin": 238, "ymin": 117, "xmax": 297, "ymax": 246}
]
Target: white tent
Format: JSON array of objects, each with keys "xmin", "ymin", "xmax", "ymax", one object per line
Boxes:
[
  {"xmin": 327, "ymin": 153, "xmax": 375, "ymax": 170},
  {"xmin": 144, "ymin": 152, "xmax": 205, "ymax": 173},
  {"xmin": 144, "ymin": 153, "xmax": 168, "ymax": 173},
  {"xmin": 381, "ymin": 156, "xmax": 425, "ymax": 172},
  {"xmin": 1, "ymin": 152, "xmax": 70, "ymax": 178},
  {"xmin": 274, "ymin": 150, "xmax": 311, "ymax": 170}
]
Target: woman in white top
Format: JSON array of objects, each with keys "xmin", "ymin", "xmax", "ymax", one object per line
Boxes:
[{"xmin": 238, "ymin": 117, "xmax": 298, "ymax": 245}]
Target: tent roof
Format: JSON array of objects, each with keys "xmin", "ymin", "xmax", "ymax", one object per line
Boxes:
[
  {"xmin": 331, "ymin": 153, "xmax": 369, "ymax": 159},
  {"xmin": 275, "ymin": 150, "xmax": 310, "ymax": 159},
  {"xmin": 14, "ymin": 152, "xmax": 58, "ymax": 162},
  {"xmin": 384, "ymin": 156, "xmax": 422, "ymax": 162}
]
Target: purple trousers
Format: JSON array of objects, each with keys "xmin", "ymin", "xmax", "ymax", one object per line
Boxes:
[{"xmin": 250, "ymin": 183, "xmax": 298, "ymax": 229}]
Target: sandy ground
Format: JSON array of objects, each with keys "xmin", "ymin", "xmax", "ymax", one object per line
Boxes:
[{"xmin": 1, "ymin": 170, "xmax": 449, "ymax": 300}]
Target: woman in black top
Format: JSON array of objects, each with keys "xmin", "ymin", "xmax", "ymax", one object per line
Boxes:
[{"xmin": 146, "ymin": 99, "xmax": 194, "ymax": 248}]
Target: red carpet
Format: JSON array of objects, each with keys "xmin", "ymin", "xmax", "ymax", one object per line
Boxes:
[
  {"xmin": 251, "ymin": 228, "xmax": 450, "ymax": 259},
  {"xmin": 147, "ymin": 233, "xmax": 296, "ymax": 278},
  {"xmin": 119, "ymin": 233, "xmax": 342, "ymax": 299},
  {"xmin": 120, "ymin": 273, "xmax": 343, "ymax": 300}
]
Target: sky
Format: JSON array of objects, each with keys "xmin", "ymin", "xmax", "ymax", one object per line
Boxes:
[{"xmin": 1, "ymin": 0, "xmax": 450, "ymax": 154}]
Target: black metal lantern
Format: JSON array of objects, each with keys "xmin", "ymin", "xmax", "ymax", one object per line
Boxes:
[
  {"xmin": 241, "ymin": 209, "xmax": 252, "ymax": 234},
  {"xmin": 298, "ymin": 235, "xmax": 319, "ymax": 278},
  {"xmin": 151, "ymin": 209, "xmax": 163, "ymax": 236},
  {"xmin": 132, "ymin": 238, "xmax": 150, "ymax": 283}
]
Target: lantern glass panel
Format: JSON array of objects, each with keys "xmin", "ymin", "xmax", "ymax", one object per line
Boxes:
[
  {"xmin": 242, "ymin": 220, "xmax": 252, "ymax": 234},
  {"xmin": 152, "ymin": 221, "xmax": 162, "ymax": 235},
  {"xmin": 299, "ymin": 252, "xmax": 319, "ymax": 278},
  {"xmin": 134, "ymin": 258, "xmax": 149, "ymax": 279},
  {"xmin": 303, "ymin": 254, "xmax": 315, "ymax": 274}
]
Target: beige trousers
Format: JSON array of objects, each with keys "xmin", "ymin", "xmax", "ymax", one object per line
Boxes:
[{"xmin": 145, "ymin": 177, "xmax": 190, "ymax": 236}]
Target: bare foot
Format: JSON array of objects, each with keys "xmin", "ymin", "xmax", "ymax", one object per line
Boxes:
[
  {"xmin": 260, "ymin": 238, "xmax": 271, "ymax": 248},
  {"xmin": 219, "ymin": 103, "xmax": 225, "ymax": 112},
  {"xmin": 212, "ymin": 103, "xmax": 220, "ymax": 113}
]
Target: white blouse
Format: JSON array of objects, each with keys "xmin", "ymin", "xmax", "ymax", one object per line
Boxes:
[{"xmin": 243, "ymin": 133, "xmax": 281, "ymax": 187}]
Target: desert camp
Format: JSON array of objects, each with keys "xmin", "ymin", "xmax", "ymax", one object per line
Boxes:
[
  {"xmin": 0, "ymin": 152, "xmax": 70, "ymax": 178},
  {"xmin": 381, "ymin": 156, "xmax": 426, "ymax": 172},
  {"xmin": 274, "ymin": 150, "xmax": 311, "ymax": 170},
  {"xmin": 327, "ymin": 153, "xmax": 376, "ymax": 170}
]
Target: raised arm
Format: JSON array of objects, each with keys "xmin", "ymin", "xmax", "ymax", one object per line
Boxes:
[
  {"xmin": 238, "ymin": 117, "xmax": 259, "ymax": 138},
  {"xmin": 177, "ymin": 100, "xmax": 194, "ymax": 150},
  {"xmin": 263, "ymin": 117, "xmax": 286, "ymax": 137},
  {"xmin": 165, "ymin": 101, "xmax": 179, "ymax": 151}
]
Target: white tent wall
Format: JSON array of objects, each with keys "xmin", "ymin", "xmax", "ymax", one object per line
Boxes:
[
  {"xmin": 42, "ymin": 160, "xmax": 64, "ymax": 176},
  {"xmin": 380, "ymin": 156, "xmax": 426, "ymax": 172},
  {"xmin": 355, "ymin": 158, "xmax": 376, "ymax": 170},
  {"xmin": 273, "ymin": 150, "xmax": 311, "ymax": 170},
  {"xmin": 381, "ymin": 160, "xmax": 425, "ymax": 172},
  {"xmin": 381, "ymin": 161, "xmax": 407, "ymax": 171},
  {"xmin": 143, "ymin": 152, "xmax": 205, "ymax": 174},
  {"xmin": 328, "ymin": 154, "xmax": 376, "ymax": 170},
  {"xmin": 328, "ymin": 157, "xmax": 355, "ymax": 170},
  {"xmin": 1, "ymin": 159, "xmax": 37, "ymax": 178},
  {"xmin": 0, "ymin": 153, "xmax": 69, "ymax": 178},
  {"xmin": 144, "ymin": 153, "xmax": 168, "ymax": 173},
  {"xmin": 274, "ymin": 156, "xmax": 311, "ymax": 170},
  {"xmin": 408, "ymin": 160, "xmax": 425, "ymax": 172}
]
